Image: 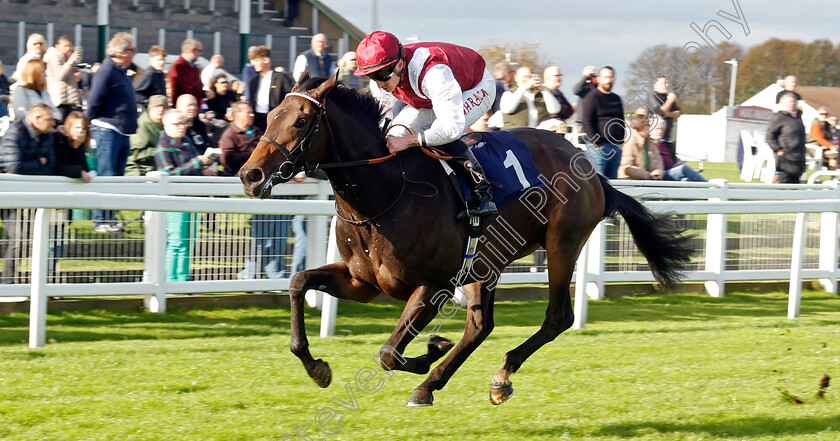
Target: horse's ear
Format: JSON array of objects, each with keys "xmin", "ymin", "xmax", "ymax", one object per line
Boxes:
[
  {"xmin": 291, "ymin": 70, "xmax": 311, "ymax": 92},
  {"xmin": 310, "ymin": 74, "xmax": 338, "ymax": 101}
]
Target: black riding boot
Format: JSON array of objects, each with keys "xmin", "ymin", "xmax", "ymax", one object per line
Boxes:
[{"xmin": 453, "ymin": 148, "xmax": 498, "ymax": 217}]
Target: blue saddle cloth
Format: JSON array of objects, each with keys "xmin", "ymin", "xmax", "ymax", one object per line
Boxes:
[{"xmin": 456, "ymin": 131, "xmax": 544, "ymax": 207}]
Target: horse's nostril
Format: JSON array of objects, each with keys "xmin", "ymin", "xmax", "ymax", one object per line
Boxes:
[{"xmin": 246, "ymin": 169, "xmax": 263, "ymax": 184}]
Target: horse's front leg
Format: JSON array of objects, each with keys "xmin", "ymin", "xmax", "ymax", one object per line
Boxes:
[{"xmin": 288, "ymin": 262, "xmax": 380, "ymax": 388}]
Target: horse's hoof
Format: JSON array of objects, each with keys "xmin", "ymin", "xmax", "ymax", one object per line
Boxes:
[
  {"xmin": 489, "ymin": 381, "xmax": 513, "ymax": 405},
  {"xmin": 308, "ymin": 359, "xmax": 332, "ymax": 388},
  {"xmin": 428, "ymin": 335, "xmax": 455, "ymax": 354},
  {"xmin": 406, "ymin": 389, "xmax": 434, "ymax": 407}
]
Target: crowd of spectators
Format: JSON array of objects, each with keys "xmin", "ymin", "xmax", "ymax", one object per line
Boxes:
[{"xmin": 0, "ymin": 32, "xmax": 362, "ymax": 283}]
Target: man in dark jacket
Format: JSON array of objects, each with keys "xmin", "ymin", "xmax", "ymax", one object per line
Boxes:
[
  {"xmin": 247, "ymin": 45, "xmax": 294, "ymax": 131},
  {"xmin": 87, "ymin": 32, "xmax": 138, "ymax": 233},
  {"xmin": 766, "ymin": 92, "xmax": 806, "ymax": 183},
  {"xmin": 0, "ymin": 103, "xmax": 56, "ymax": 283},
  {"xmin": 580, "ymin": 66, "xmax": 625, "ymax": 179}
]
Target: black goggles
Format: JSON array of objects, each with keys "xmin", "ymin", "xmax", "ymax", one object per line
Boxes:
[{"xmin": 369, "ymin": 63, "xmax": 399, "ymax": 82}]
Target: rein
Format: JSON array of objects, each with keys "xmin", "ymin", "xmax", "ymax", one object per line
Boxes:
[{"xmin": 258, "ymin": 89, "xmax": 456, "ymax": 223}]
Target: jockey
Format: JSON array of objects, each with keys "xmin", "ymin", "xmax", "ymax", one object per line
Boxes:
[{"xmin": 354, "ymin": 31, "xmax": 498, "ymax": 217}]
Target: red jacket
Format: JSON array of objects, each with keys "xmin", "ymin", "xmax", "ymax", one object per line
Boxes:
[{"xmin": 169, "ymin": 56, "xmax": 203, "ymax": 104}]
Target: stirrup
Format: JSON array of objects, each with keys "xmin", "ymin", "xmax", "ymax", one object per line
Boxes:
[{"xmin": 467, "ymin": 186, "xmax": 497, "ymax": 217}]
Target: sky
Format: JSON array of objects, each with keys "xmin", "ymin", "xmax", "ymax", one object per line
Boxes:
[{"xmin": 320, "ymin": 0, "xmax": 839, "ymax": 96}]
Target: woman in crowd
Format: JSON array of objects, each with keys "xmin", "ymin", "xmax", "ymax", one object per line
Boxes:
[
  {"xmin": 50, "ymin": 111, "xmax": 94, "ymax": 280},
  {"xmin": 53, "ymin": 111, "xmax": 93, "ymax": 182},
  {"xmin": 11, "ymin": 59, "xmax": 62, "ymax": 121}
]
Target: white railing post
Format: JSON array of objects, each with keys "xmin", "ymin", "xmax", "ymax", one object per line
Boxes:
[
  {"xmin": 158, "ymin": 28, "xmax": 166, "ymax": 48},
  {"xmin": 573, "ymin": 238, "xmax": 590, "ymax": 329},
  {"xmin": 29, "ymin": 208, "xmax": 52, "ymax": 348},
  {"xmin": 319, "ymin": 216, "xmax": 340, "ymax": 338},
  {"xmin": 704, "ymin": 179, "xmax": 729, "ymax": 297},
  {"xmin": 265, "ymin": 34, "xmax": 272, "ymax": 49},
  {"xmin": 585, "ymin": 221, "xmax": 606, "ymax": 299},
  {"xmin": 819, "ymin": 180, "xmax": 840, "ymax": 293},
  {"xmin": 144, "ymin": 172, "xmax": 170, "ymax": 313},
  {"xmin": 789, "ymin": 211, "xmax": 808, "ymax": 319}
]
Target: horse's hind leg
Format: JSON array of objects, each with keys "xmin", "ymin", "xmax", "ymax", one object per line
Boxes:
[
  {"xmin": 288, "ymin": 262, "xmax": 380, "ymax": 388},
  {"xmin": 490, "ymin": 231, "xmax": 584, "ymax": 405},
  {"xmin": 406, "ymin": 281, "xmax": 496, "ymax": 406}
]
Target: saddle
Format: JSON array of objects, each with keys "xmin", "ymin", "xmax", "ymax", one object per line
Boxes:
[{"xmin": 441, "ymin": 131, "xmax": 544, "ymax": 209}]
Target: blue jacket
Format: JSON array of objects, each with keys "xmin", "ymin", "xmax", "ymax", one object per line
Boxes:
[
  {"xmin": 0, "ymin": 118, "xmax": 56, "ymax": 175},
  {"xmin": 87, "ymin": 58, "xmax": 138, "ymax": 135}
]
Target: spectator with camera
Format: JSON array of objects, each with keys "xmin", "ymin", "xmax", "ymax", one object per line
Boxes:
[
  {"xmin": 573, "ymin": 65, "xmax": 598, "ymax": 100},
  {"xmin": 500, "ymin": 66, "xmax": 561, "ymax": 130},
  {"xmin": 43, "ymin": 36, "xmax": 82, "ymax": 122}
]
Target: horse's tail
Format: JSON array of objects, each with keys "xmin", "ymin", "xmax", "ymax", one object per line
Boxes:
[{"xmin": 598, "ymin": 174, "xmax": 694, "ymax": 289}]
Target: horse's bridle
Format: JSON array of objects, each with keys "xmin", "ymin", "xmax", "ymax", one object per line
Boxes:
[{"xmin": 258, "ymin": 91, "xmax": 328, "ymax": 198}]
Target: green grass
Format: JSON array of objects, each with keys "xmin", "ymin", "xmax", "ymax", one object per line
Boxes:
[
  {"xmin": 683, "ymin": 160, "xmax": 826, "ymax": 183},
  {"xmin": 1, "ymin": 291, "xmax": 839, "ymax": 440}
]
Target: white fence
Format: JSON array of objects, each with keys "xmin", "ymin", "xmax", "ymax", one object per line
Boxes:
[{"xmin": 2, "ymin": 173, "xmax": 840, "ymax": 348}]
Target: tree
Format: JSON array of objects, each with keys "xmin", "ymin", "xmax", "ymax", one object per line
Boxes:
[
  {"xmin": 737, "ymin": 39, "xmax": 809, "ymax": 102},
  {"xmin": 475, "ymin": 42, "xmax": 553, "ymax": 74},
  {"xmin": 625, "ymin": 42, "xmax": 744, "ymax": 114}
]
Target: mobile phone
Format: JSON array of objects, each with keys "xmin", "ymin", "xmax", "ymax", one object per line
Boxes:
[{"xmin": 75, "ymin": 46, "xmax": 83, "ymax": 55}]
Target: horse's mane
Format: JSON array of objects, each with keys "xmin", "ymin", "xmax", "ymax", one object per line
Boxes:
[{"xmin": 299, "ymin": 77, "xmax": 385, "ymax": 137}]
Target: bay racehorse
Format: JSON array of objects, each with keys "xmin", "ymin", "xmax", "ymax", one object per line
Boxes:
[{"xmin": 239, "ymin": 72, "xmax": 693, "ymax": 406}]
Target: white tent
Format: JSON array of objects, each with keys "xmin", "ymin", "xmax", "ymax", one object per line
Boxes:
[{"xmin": 675, "ymin": 84, "xmax": 824, "ymax": 163}]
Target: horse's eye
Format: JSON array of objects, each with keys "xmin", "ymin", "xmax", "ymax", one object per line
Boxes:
[{"xmin": 294, "ymin": 118, "xmax": 307, "ymax": 129}]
